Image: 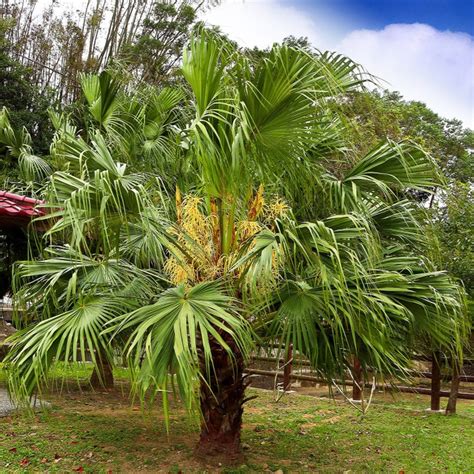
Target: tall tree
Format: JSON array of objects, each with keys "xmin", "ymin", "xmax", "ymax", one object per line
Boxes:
[
  {"xmin": 120, "ymin": 1, "xmax": 200, "ymax": 84},
  {"xmin": 1, "ymin": 0, "xmax": 213, "ymax": 101}
]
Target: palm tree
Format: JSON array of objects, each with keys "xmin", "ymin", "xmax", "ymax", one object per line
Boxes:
[
  {"xmin": 0, "ymin": 107, "xmax": 52, "ymax": 190},
  {"xmin": 3, "ymin": 68, "xmax": 184, "ymax": 389},
  {"xmin": 5, "ymin": 32, "xmax": 468, "ymax": 458}
]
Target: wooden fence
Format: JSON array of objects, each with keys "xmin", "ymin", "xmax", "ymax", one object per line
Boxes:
[{"xmin": 246, "ymin": 346, "xmax": 474, "ymax": 409}]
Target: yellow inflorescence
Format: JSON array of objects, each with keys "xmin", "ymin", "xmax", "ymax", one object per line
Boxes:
[
  {"xmin": 164, "ymin": 256, "xmax": 194, "ymax": 285},
  {"xmin": 237, "ymin": 220, "xmax": 262, "ymax": 241},
  {"xmin": 165, "ymin": 187, "xmax": 289, "ymax": 286},
  {"xmin": 248, "ymin": 184, "xmax": 265, "ymax": 220},
  {"xmin": 265, "ymin": 197, "xmax": 289, "ymax": 221}
]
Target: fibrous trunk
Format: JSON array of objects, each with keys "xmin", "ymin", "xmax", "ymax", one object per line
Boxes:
[
  {"xmin": 196, "ymin": 330, "xmax": 246, "ymax": 459},
  {"xmin": 90, "ymin": 350, "xmax": 114, "ymax": 389}
]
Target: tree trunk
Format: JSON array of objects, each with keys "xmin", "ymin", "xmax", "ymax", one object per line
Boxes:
[
  {"xmin": 445, "ymin": 360, "xmax": 460, "ymax": 415},
  {"xmin": 195, "ymin": 330, "xmax": 246, "ymax": 459},
  {"xmin": 90, "ymin": 350, "xmax": 114, "ymax": 389}
]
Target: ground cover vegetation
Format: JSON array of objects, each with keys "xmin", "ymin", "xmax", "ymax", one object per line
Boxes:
[
  {"xmin": 0, "ymin": 0, "xmax": 472, "ymax": 465},
  {"xmin": 1, "ymin": 366, "xmax": 473, "ymax": 472}
]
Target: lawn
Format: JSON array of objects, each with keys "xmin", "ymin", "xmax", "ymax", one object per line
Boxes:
[{"xmin": 0, "ymin": 365, "xmax": 473, "ymax": 473}]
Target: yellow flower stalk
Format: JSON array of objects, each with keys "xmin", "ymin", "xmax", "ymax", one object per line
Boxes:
[{"xmin": 164, "ymin": 188, "xmax": 287, "ymax": 287}]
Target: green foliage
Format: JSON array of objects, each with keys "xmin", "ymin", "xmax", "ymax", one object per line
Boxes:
[
  {"xmin": 2, "ymin": 34, "xmax": 469, "ymax": 438},
  {"xmin": 332, "ymin": 89, "xmax": 473, "ymax": 300},
  {"xmin": 0, "ymin": 107, "xmax": 52, "ymax": 187},
  {"xmin": 0, "ymin": 20, "xmax": 54, "ymax": 160},
  {"xmin": 435, "ymin": 183, "xmax": 474, "ymax": 296},
  {"xmin": 112, "ymin": 281, "xmax": 252, "ymax": 421},
  {"xmin": 119, "ymin": 1, "xmax": 199, "ymax": 85}
]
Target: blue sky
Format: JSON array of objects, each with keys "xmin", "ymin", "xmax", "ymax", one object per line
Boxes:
[
  {"xmin": 301, "ymin": 0, "xmax": 474, "ymax": 35},
  {"xmin": 204, "ymin": 0, "xmax": 474, "ymax": 127}
]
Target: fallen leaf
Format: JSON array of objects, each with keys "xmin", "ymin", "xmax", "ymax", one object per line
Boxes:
[
  {"xmin": 9, "ymin": 447, "xmax": 17, "ymax": 453},
  {"xmin": 73, "ymin": 467, "xmax": 84, "ymax": 472},
  {"xmin": 19, "ymin": 458, "xmax": 30, "ymax": 467}
]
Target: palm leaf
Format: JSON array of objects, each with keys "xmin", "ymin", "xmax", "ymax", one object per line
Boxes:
[{"xmin": 107, "ymin": 281, "xmax": 253, "ymax": 421}]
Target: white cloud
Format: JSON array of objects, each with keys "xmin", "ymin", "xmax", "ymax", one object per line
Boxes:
[
  {"xmin": 338, "ymin": 24, "xmax": 474, "ymax": 128},
  {"xmin": 203, "ymin": 2, "xmax": 474, "ymax": 128},
  {"xmin": 34, "ymin": 0, "xmax": 474, "ymax": 128},
  {"xmin": 202, "ymin": 0, "xmax": 348, "ymax": 51}
]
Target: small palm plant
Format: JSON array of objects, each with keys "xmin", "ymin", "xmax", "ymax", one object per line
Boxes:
[
  {"xmin": 0, "ymin": 107, "xmax": 52, "ymax": 190},
  {"xmin": 5, "ymin": 32, "xmax": 468, "ymax": 457}
]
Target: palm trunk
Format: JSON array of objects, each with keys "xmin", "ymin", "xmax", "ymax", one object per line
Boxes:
[
  {"xmin": 196, "ymin": 330, "xmax": 246, "ymax": 459},
  {"xmin": 90, "ymin": 349, "xmax": 114, "ymax": 389}
]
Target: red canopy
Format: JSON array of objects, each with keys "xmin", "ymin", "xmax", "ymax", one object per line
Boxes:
[{"xmin": 0, "ymin": 191, "xmax": 44, "ymax": 228}]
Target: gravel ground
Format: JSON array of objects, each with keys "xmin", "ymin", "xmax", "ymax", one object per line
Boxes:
[
  {"xmin": 0, "ymin": 388, "xmax": 16, "ymax": 417},
  {"xmin": 0, "ymin": 388, "xmax": 48, "ymax": 417}
]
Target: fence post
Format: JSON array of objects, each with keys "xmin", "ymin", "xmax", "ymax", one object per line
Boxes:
[
  {"xmin": 352, "ymin": 357, "xmax": 362, "ymax": 401},
  {"xmin": 283, "ymin": 343, "xmax": 293, "ymax": 391},
  {"xmin": 446, "ymin": 359, "xmax": 460, "ymax": 415},
  {"xmin": 431, "ymin": 351, "xmax": 441, "ymax": 411}
]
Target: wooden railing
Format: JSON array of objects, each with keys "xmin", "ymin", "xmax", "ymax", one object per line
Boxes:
[{"xmin": 246, "ymin": 347, "xmax": 474, "ymax": 407}]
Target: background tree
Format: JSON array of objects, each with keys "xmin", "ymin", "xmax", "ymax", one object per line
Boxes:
[
  {"xmin": 0, "ymin": 0, "xmax": 214, "ymax": 101},
  {"xmin": 435, "ymin": 183, "xmax": 474, "ymax": 298},
  {"xmin": 333, "ymin": 89, "xmax": 473, "ymax": 181},
  {"xmin": 333, "ymin": 89, "xmax": 474, "ymax": 297},
  {"xmin": 0, "ymin": 19, "xmax": 54, "ymax": 159},
  {"xmin": 120, "ymin": 1, "xmax": 200, "ymax": 85}
]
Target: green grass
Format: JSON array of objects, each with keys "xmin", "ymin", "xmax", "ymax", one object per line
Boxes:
[
  {"xmin": 0, "ymin": 362, "xmax": 131, "ymax": 384},
  {"xmin": 0, "ymin": 365, "xmax": 473, "ymax": 472}
]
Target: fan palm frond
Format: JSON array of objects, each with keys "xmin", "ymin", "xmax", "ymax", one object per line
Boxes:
[
  {"xmin": 5, "ymin": 296, "xmax": 128, "ymax": 403},
  {"xmin": 107, "ymin": 281, "xmax": 253, "ymax": 422}
]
